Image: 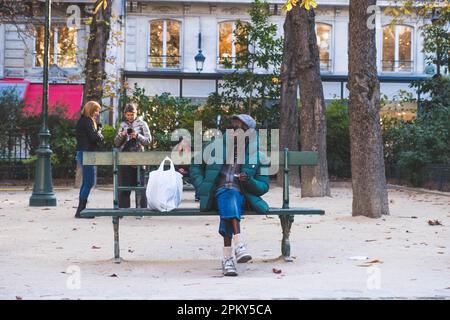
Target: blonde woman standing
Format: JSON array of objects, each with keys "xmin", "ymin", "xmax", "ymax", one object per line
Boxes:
[{"xmin": 74, "ymin": 101, "xmax": 104, "ymax": 218}]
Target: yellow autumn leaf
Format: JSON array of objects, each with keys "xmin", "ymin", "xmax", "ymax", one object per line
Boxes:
[
  {"xmin": 94, "ymin": 1, "xmax": 103, "ymax": 14},
  {"xmin": 302, "ymin": 0, "xmax": 317, "ymax": 10},
  {"xmin": 94, "ymin": 0, "xmax": 108, "ymax": 15},
  {"xmin": 283, "ymin": 0, "xmax": 317, "ymax": 12}
]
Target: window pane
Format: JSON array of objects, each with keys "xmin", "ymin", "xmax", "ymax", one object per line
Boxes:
[
  {"xmin": 382, "ymin": 26, "xmax": 395, "ymax": 71},
  {"xmin": 150, "ymin": 20, "xmax": 164, "ymax": 68},
  {"xmin": 235, "ymin": 23, "xmax": 248, "ymax": 68},
  {"xmin": 316, "ymin": 23, "xmax": 332, "ymax": 71},
  {"xmin": 166, "ymin": 20, "xmax": 180, "ymax": 68},
  {"xmin": 57, "ymin": 27, "xmax": 77, "ymax": 68},
  {"xmin": 398, "ymin": 26, "xmax": 412, "ymax": 72},
  {"xmin": 219, "ymin": 22, "xmax": 233, "ymax": 67},
  {"xmin": 35, "ymin": 26, "xmax": 55, "ymax": 67}
]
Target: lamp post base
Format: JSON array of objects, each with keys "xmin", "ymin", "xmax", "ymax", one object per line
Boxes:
[
  {"xmin": 29, "ymin": 194, "xmax": 57, "ymax": 207},
  {"xmin": 29, "ymin": 131, "xmax": 57, "ymax": 207}
]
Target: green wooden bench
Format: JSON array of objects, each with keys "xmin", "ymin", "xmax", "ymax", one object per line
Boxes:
[{"xmin": 81, "ymin": 148, "xmax": 325, "ymax": 263}]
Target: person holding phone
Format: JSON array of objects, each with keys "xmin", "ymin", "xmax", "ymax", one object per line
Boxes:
[
  {"xmin": 190, "ymin": 114, "xmax": 270, "ymax": 277},
  {"xmin": 114, "ymin": 103, "xmax": 152, "ymax": 208}
]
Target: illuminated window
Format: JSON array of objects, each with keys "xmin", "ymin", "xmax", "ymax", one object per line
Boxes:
[
  {"xmin": 382, "ymin": 25, "xmax": 413, "ymax": 72},
  {"xmin": 35, "ymin": 26, "xmax": 77, "ymax": 68},
  {"xmin": 149, "ymin": 20, "xmax": 181, "ymax": 69},
  {"xmin": 316, "ymin": 23, "xmax": 332, "ymax": 72},
  {"xmin": 218, "ymin": 21, "xmax": 248, "ymax": 69}
]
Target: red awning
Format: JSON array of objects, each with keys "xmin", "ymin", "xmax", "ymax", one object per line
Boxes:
[
  {"xmin": 24, "ymin": 83, "xmax": 84, "ymax": 120},
  {"xmin": 0, "ymin": 78, "xmax": 84, "ymax": 120}
]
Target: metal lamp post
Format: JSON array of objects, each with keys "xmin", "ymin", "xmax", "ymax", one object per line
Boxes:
[
  {"xmin": 29, "ymin": 0, "xmax": 57, "ymax": 207},
  {"xmin": 194, "ymin": 32, "xmax": 205, "ymax": 72}
]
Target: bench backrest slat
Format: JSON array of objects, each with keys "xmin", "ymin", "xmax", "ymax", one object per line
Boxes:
[
  {"xmin": 282, "ymin": 151, "xmax": 319, "ymax": 166},
  {"xmin": 83, "ymin": 150, "xmax": 319, "ymax": 167},
  {"xmin": 83, "ymin": 151, "xmax": 173, "ymax": 166}
]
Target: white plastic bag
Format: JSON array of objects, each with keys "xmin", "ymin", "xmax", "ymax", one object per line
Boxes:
[{"xmin": 146, "ymin": 157, "xmax": 183, "ymax": 212}]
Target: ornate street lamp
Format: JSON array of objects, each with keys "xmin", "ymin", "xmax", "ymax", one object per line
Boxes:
[
  {"xmin": 194, "ymin": 32, "xmax": 205, "ymax": 72},
  {"xmin": 29, "ymin": 0, "xmax": 57, "ymax": 207}
]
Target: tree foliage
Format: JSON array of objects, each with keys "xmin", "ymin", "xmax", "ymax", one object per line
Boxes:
[
  {"xmin": 283, "ymin": 0, "xmax": 317, "ymax": 12},
  {"xmin": 217, "ymin": 0, "xmax": 283, "ymax": 127}
]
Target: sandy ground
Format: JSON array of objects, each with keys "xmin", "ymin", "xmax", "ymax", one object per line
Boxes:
[{"xmin": 0, "ymin": 184, "xmax": 449, "ymax": 300}]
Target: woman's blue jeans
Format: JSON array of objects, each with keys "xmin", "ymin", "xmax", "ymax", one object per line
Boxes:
[{"xmin": 76, "ymin": 151, "xmax": 95, "ymax": 200}]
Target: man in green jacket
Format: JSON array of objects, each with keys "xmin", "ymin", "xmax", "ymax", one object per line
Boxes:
[{"xmin": 190, "ymin": 114, "xmax": 270, "ymax": 276}]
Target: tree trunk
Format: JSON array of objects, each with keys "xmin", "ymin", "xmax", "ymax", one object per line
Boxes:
[
  {"xmin": 348, "ymin": 0, "xmax": 389, "ymax": 217},
  {"xmin": 296, "ymin": 6, "xmax": 330, "ymax": 197},
  {"xmin": 82, "ymin": 2, "xmax": 112, "ymax": 106},
  {"xmin": 278, "ymin": 7, "xmax": 301, "ymax": 187}
]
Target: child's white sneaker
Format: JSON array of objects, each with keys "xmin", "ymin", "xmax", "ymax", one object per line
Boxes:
[
  {"xmin": 235, "ymin": 243, "xmax": 252, "ymax": 263},
  {"xmin": 222, "ymin": 257, "xmax": 238, "ymax": 276}
]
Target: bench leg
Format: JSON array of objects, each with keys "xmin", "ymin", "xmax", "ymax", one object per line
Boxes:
[
  {"xmin": 279, "ymin": 215, "xmax": 294, "ymax": 262},
  {"xmin": 113, "ymin": 217, "xmax": 122, "ymax": 264}
]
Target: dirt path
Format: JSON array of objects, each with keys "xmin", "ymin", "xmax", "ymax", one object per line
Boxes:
[{"xmin": 0, "ymin": 186, "xmax": 449, "ymax": 299}]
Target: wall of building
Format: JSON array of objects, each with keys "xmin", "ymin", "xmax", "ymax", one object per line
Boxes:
[
  {"xmin": 124, "ymin": 1, "xmax": 428, "ymax": 100},
  {"xmin": 0, "ymin": 0, "xmax": 432, "ymax": 120}
]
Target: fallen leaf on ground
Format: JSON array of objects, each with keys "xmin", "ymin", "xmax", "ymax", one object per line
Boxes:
[
  {"xmin": 16, "ymin": 296, "xmax": 22, "ymax": 300},
  {"xmin": 365, "ymin": 239, "xmax": 377, "ymax": 242},
  {"xmin": 272, "ymin": 268, "xmax": 282, "ymax": 274},
  {"xmin": 428, "ymin": 220, "xmax": 443, "ymax": 226},
  {"xmin": 128, "ymin": 249, "xmax": 134, "ymax": 253},
  {"xmin": 91, "ymin": 246, "xmax": 101, "ymax": 249},
  {"xmin": 367, "ymin": 259, "xmax": 383, "ymax": 264},
  {"xmin": 41, "ymin": 208, "xmax": 50, "ymax": 211},
  {"xmin": 109, "ymin": 274, "xmax": 118, "ymax": 277}
]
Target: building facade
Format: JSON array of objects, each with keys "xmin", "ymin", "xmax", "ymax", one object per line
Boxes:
[{"xmin": 0, "ymin": 0, "xmax": 434, "ymax": 123}]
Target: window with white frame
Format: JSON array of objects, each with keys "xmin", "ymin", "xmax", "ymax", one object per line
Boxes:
[
  {"xmin": 316, "ymin": 23, "xmax": 332, "ymax": 72},
  {"xmin": 149, "ymin": 20, "xmax": 181, "ymax": 69},
  {"xmin": 218, "ymin": 21, "xmax": 248, "ymax": 69},
  {"xmin": 382, "ymin": 25, "xmax": 414, "ymax": 72},
  {"xmin": 35, "ymin": 26, "xmax": 77, "ymax": 68}
]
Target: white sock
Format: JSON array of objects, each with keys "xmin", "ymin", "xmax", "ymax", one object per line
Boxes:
[
  {"xmin": 223, "ymin": 246, "xmax": 232, "ymax": 259},
  {"xmin": 233, "ymin": 233, "xmax": 243, "ymax": 246}
]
